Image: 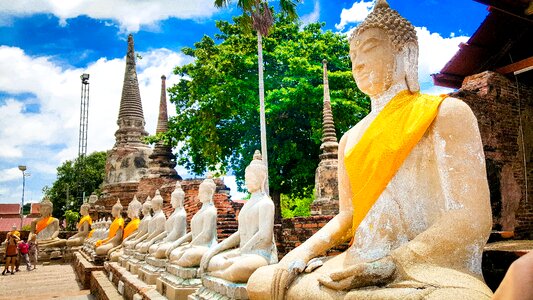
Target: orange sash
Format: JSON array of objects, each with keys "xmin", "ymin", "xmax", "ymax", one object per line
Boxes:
[
  {"xmin": 95, "ymin": 217, "xmax": 124, "ymax": 247},
  {"xmin": 35, "ymin": 217, "xmax": 54, "ymax": 234},
  {"xmin": 88, "ymin": 229, "xmax": 95, "ymax": 238},
  {"xmin": 345, "ymin": 91, "xmax": 446, "ymax": 235},
  {"xmin": 123, "ymin": 218, "xmax": 140, "ymax": 239},
  {"xmin": 77, "ymin": 215, "xmax": 92, "ymax": 229}
]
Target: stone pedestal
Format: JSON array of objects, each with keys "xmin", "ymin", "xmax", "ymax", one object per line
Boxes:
[
  {"xmin": 127, "ymin": 252, "xmax": 148, "ymax": 275},
  {"xmin": 119, "ymin": 248, "xmax": 135, "ymax": 269},
  {"xmin": 38, "ymin": 246, "xmax": 65, "ymax": 262},
  {"xmin": 157, "ymin": 265, "xmax": 201, "ymax": 300},
  {"xmin": 138, "ymin": 256, "xmax": 168, "ymax": 285},
  {"xmin": 190, "ymin": 276, "xmax": 248, "ymax": 300}
]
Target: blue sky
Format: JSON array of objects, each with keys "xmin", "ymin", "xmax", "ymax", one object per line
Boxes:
[{"xmin": 0, "ymin": 0, "xmax": 488, "ymax": 204}]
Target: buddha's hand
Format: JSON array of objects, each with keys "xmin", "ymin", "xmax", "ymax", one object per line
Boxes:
[
  {"xmin": 199, "ymin": 248, "xmax": 216, "ymax": 274},
  {"xmin": 317, "ymin": 256, "xmax": 396, "ymax": 291},
  {"xmin": 270, "ymin": 258, "xmax": 307, "ymax": 299}
]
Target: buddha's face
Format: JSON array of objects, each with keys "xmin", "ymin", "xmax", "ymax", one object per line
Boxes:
[
  {"xmin": 111, "ymin": 206, "xmax": 121, "ymax": 218},
  {"xmin": 350, "ymin": 27, "xmax": 396, "ymax": 97},
  {"xmin": 198, "ymin": 184, "xmax": 213, "ymax": 204},
  {"xmin": 245, "ymin": 167, "xmax": 265, "ymax": 193},
  {"xmin": 142, "ymin": 205, "xmax": 151, "ymax": 216},
  {"xmin": 80, "ymin": 206, "xmax": 89, "ymax": 216},
  {"xmin": 152, "ymin": 201, "xmax": 163, "ymax": 211},
  {"xmin": 40, "ymin": 205, "xmax": 52, "ymax": 217}
]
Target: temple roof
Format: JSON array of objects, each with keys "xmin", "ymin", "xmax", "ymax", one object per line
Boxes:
[
  {"xmin": 118, "ymin": 34, "xmax": 145, "ymax": 121},
  {"xmin": 433, "ymin": 0, "xmax": 533, "ymax": 88}
]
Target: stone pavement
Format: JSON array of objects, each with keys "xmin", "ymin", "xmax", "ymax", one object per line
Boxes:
[{"xmin": 0, "ymin": 263, "xmax": 94, "ymax": 300}]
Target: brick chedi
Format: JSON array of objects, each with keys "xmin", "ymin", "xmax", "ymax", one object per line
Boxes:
[
  {"xmin": 97, "ymin": 34, "xmax": 152, "ymax": 211},
  {"xmin": 310, "ymin": 59, "xmax": 340, "ymax": 216}
]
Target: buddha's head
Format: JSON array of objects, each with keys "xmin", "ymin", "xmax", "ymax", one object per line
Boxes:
[
  {"xmin": 80, "ymin": 203, "xmax": 90, "ymax": 216},
  {"xmin": 349, "ymin": 0, "xmax": 419, "ymax": 96},
  {"xmin": 128, "ymin": 195, "xmax": 142, "ymax": 219},
  {"xmin": 142, "ymin": 196, "xmax": 152, "ymax": 217},
  {"xmin": 199, "ymin": 174, "xmax": 216, "ymax": 204},
  {"xmin": 111, "ymin": 199, "xmax": 123, "ymax": 218},
  {"xmin": 39, "ymin": 197, "xmax": 53, "ymax": 217},
  {"xmin": 171, "ymin": 181, "xmax": 185, "ymax": 209},
  {"xmin": 151, "ymin": 190, "xmax": 164, "ymax": 211},
  {"xmin": 245, "ymin": 150, "xmax": 268, "ymax": 194}
]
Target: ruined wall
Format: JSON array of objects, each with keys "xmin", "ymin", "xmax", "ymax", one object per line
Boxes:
[{"xmin": 452, "ymin": 71, "xmax": 533, "ymax": 238}]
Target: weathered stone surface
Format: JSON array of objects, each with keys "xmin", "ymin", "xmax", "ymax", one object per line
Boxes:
[{"xmin": 190, "ymin": 276, "xmax": 248, "ymax": 300}]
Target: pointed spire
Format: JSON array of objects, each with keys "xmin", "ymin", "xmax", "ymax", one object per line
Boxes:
[
  {"xmin": 156, "ymin": 75, "xmax": 169, "ymax": 134},
  {"xmin": 320, "ymin": 60, "xmax": 338, "ymax": 160},
  {"xmin": 114, "ymin": 34, "xmax": 149, "ymax": 147}
]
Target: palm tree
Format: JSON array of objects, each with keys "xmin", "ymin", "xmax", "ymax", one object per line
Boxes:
[{"xmin": 214, "ymin": 0, "xmax": 301, "ymax": 197}]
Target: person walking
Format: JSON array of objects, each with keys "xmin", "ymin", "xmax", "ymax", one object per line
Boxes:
[
  {"xmin": 2, "ymin": 234, "xmax": 18, "ymax": 275},
  {"xmin": 17, "ymin": 239, "xmax": 31, "ymax": 271},
  {"xmin": 28, "ymin": 234, "xmax": 38, "ymax": 270}
]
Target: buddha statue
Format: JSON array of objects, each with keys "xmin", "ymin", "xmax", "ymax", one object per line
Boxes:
[
  {"xmin": 95, "ymin": 199, "xmax": 125, "ymax": 256},
  {"xmin": 200, "ymin": 150, "xmax": 277, "ymax": 283},
  {"xmin": 166, "ymin": 176, "xmax": 218, "ymax": 268},
  {"xmin": 247, "ymin": 1, "xmax": 493, "ymax": 299},
  {"xmin": 108, "ymin": 196, "xmax": 143, "ymax": 260},
  {"xmin": 136, "ymin": 191, "xmax": 166, "ymax": 253},
  {"xmin": 151, "ymin": 182, "xmax": 187, "ymax": 258},
  {"xmin": 29, "ymin": 197, "xmax": 62, "ymax": 248},
  {"xmin": 123, "ymin": 197, "xmax": 152, "ymax": 250},
  {"xmin": 65, "ymin": 203, "xmax": 92, "ymax": 247}
]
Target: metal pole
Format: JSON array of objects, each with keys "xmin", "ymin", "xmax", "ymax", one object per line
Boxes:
[{"xmin": 20, "ymin": 170, "xmax": 25, "ymax": 229}]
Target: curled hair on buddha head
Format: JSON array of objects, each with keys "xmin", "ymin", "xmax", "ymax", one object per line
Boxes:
[
  {"xmin": 41, "ymin": 196, "xmax": 53, "ymax": 209},
  {"xmin": 152, "ymin": 190, "xmax": 164, "ymax": 206},
  {"xmin": 142, "ymin": 196, "xmax": 152, "ymax": 210},
  {"xmin": 200, "ymin": 173, "xmax": 217, "ymax": 195},
  {"xmin": 112, "ymin": 198, "xmax": 123, "ymax": 212},
  {"xmin": 350, "ymin": 0, "xmax": 420, "ymax": 92},
  {"xmin": 128, "ymin": 195, "xmax": 142, "ymax": 215},
  {"xmin": 245, "ymin": 150, "xmax": 268, "ymax": 192}
]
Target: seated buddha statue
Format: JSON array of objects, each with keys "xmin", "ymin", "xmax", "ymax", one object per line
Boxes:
[
  {"xmin": 95, "ymin": 199, "xmax": 125, "ymax": 256},
  {"xmin": 29, "ymin": 197, "xmax": 63, "ymax": 248},
  {"xmin": 108, "ymin": 196, "xmax": 143, "ymax": 260},
  {"xmin": 247, "ymin": 1, "xmax": 493, "ymax": 299},
  {"xmin": 151, "ymin": 182, "xmax": 187, "ymax": 258},
  {"xmin": 200, "ymin": 151, "xmax": 277, "ymax": 283},
  {"xmin": 123, "ymin": 197, "xmax": 152, "ymax": 250},
  {"xmin": 136, "ymin": 191, "xmax": 166, "ymax": 253},
  {"xmin": 66, "ymin": 203, "xmax": 92, "ymax": 247},
  {"xmin": 166, "ymin": 176, "xmax": 218, "ymax": 268}
]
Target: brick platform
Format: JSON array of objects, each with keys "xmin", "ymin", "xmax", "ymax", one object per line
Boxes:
[{"xmin": 73, "ymin": 251, "xmax": 105, "ymax": 289}]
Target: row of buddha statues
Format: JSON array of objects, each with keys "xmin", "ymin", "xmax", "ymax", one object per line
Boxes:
[{"xmin": 27, "ymin": 1, "xmax": 497, "ymax": 298}]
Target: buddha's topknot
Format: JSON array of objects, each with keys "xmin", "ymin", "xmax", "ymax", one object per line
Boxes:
[{"xmin": 351, "ymin": 0, "xmax": 417, "ymax": 52}]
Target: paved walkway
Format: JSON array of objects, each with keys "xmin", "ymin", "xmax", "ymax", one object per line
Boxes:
[{"xmin": 0, "ymin": 263, "xmax": 93, "ymax": 300}]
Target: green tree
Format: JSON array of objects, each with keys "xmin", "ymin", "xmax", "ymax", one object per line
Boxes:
[
  {"xmin": 214, "ymin": 0, "xmax": 301, "ymax": 194},
  {"xmin": 164, "ymin": 16, "xmax": 370, "ymax": 221},
  {"xmin": 44, "ymin": 151, "xmax": 107, "ymax": 220}
]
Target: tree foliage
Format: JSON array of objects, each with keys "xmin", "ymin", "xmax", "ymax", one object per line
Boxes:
[
  {"xmin": 44, "ymin": 151, "xmax": 107, "ymax": 219},
  {"xmin": 164, "ymin": 16, "xmax": 369, "ymax": 210}
]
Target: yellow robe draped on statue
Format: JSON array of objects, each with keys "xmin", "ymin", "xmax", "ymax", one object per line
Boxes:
[
  {"xmin": 95, "ymin": 217, "xmax": 124, "ymax": 247},
  {"xmin": 77, "ymin": 215, "xmax": 92, "ymax": 229},
  {"xmin": 345, "ymin": 90, "xmax": 446, "ymax": 235},
  {"xmin": 35, "ymin": 216, "xmax": 55, "ymax": 234},
  {"xmin": 123, "ymin": 218, "xmax": 140, "ymax": 239}
]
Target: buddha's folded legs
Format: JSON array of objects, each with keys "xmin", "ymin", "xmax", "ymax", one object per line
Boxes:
[
  {"xmin": 208, "ymin": 252, "xmax": 269, "ymax": 283},
  {"xmin": 173, "ymin": 246, "xmax": 208, "ymax": 268}
]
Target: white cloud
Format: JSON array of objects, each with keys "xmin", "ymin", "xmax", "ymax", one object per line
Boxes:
[
  {"xmin": 0, "ymin": 0, "xmax": 218, "ymax": 32},
  {"xmin": 301, "ymin": 0, "xmax": 320, "ymax": 26},
  {"xmin": 335, "ymin": 0, "xmax": 373, "ymax": 31},
  {"xmin": 0, "ymin": 44, "xmax": 192, "ymax": 203}
]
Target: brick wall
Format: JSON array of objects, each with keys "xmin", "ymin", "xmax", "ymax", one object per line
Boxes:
[{"xmin": 452, "ymin": 71, "xmax": 533, "ymax": 238}]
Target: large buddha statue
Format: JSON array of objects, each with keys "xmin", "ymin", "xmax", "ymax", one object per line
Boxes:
[
  {"xmin": 151, "ymin": 182, "xmax": 187, "ymax": 258},
  {"xmin": 30, "ymin": 197, "xmax": 62, "ymax": 248},
  {"xmin": 66, "ymin": 203, "xmax": 92, "ymax": 247},
  {"xmin": 247, "ymin": 1, "xmax": 493, "ymax": 299},
  {"xmin": 200, "ymin": 151, "xmax": 277, "ymax": 283},
  {"xmin": 108, "ymin": 196, "xmax": 143, "ymax": 260},
  {"xmin": 95, "ymin": 199, "xmax": 125, "ymax": 256},
  {"xmin": 136, "ymin": 191, "xmax": 166, "ymax": 253},
  {"xmin": 123, "ymin": 197, "xmax": 152, "ymax": 250},
  {"xmin": 166, "ymin": 176, "xmax": 218, "ymax": 268}
]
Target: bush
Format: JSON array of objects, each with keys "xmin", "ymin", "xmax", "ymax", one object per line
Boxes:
[{"xmin": 64, "ymin": 210, "xmax": 80, "ymax": 231}]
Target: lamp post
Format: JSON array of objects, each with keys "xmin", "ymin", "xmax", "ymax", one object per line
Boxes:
[{"xmin": 18, "ymin": 165, "xmax": 26, "ymax": 229}]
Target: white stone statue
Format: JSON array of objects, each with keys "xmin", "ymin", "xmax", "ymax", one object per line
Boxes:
[
  {"xmin": 109, "ymin": 196, "xmax": 143, "ymax": 260},
  {"xmin": 95, "ymin": 199, "xmax": 125, "ymax": 256},
  {"xmin": 247, "ymin": 1, "xmax": 493, "ymax": 299},
  {"xmin": 200, "ymin": 150, "xmax": 277, "ymax": 283},
  {"xmin": 166, "ymin": 176, "xmax": 218, "ymax": 268},
  {"xmin": 29, "ymin": 197, "xmax": 62, "ymax": 248},
  {"xmin": 151, "ymin": 182, "xmax": 187, "ymax": 258},
  {"xmin": 123, "ymin": 197, "xmax": 152, "ymax": 250},
  {"xmin": 136, "ymin": 190, "xmax": 166, "ymax": 253},
  {"xmin": 66, "ymin": 203, "xmax": 92, "ymax": 247}
]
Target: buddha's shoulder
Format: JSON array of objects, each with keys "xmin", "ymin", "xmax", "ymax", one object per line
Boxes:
[{"xmin": 435, "ymin": 96, "xmax": 476, "ymax": 124}]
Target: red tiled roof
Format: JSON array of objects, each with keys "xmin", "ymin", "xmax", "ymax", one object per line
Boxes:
[
  {"xmin": 30, "ymin": 203, "xmax": 41, "ymax": 215},
  {"xmin": 0, "ymin": 204, "xmax": 21, "ymax": 215},
  {"xmin": 0, "ymin": 217, "xmax": 36, "ymax": 231}
]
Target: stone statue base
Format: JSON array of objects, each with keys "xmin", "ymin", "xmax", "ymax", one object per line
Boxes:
[
  {"xmin": 190, "ymin": 276, "xmax": 248, "ymax": 300},
  {"xmin": 156, "ymin": 265, "xmax": 201, "ymax": 300},
  {"xmin": 138, "ymin": 256, "xmax": 168, "ymax": 285},
  {"xmin": 38, "ymin": 247, "xmax": 65, "ymax": 262},
  {"xmin": 118, "ymin": 248, "xmax": 135, "ymax": 270},
  {"xmin": 126, "ymin": 252, "xmax": 148, "ymax": 275}
]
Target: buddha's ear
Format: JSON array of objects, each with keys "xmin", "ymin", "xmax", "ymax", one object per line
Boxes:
[{"xmin": 404, "ymin": 42, "xmax": 420, "ymax": 93}]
